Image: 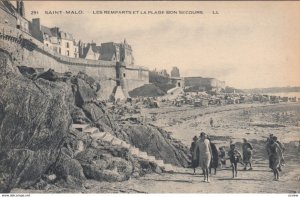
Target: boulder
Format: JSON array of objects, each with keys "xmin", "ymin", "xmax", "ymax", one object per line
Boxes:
[
  {"xmin": 35, "ymin": 68, "xmax": 58, "ymax": 82},
  {"xmin": 119, "ymin": 123, "xmax": 189, "ymax": 167},
  {"xmin": 0, "ymin": 52, "xmax": 71, "ymax": 192},
  {"xmin": 0, "ymin": 50, "xmax": 190, "ymax": 192},
  {"xmin": 76, "ymin": 145, "xmax": 134, "ymax": 182},
  {"xmin": 70, "ymin": 106, "xmax": 91, "ymax": 125},
  {"xmin": 82, "ymin": 102, "xmax": 118, "ymax": 132},
  {"xmin": 17, "ymin": 66, "xmax": 37, "ymax": 79},
  {"xmin": 74, "ymin": 78, "xmax": 97, "ymax": 107}
]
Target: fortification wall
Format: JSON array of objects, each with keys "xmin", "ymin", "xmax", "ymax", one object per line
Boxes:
[
  {"xmin": 0, "ymin": 8, "xmax": 150, "ymax": 99},
  {"xmin": 123, "ymin": 67, "xmax": 149, "ymax": 92},
  {"xmin": 0, "ymin": 6, "xmax": 17, "ymax": 28},
  {"xmin": 184, "ymin": 77, "xmax": 214, "ymax": 87},
  {"xmin": 0, "ymin": 25, "xmax": 117, "ymax": 100}
]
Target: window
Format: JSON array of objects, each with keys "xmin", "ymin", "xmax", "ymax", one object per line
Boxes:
[
  {"xmin": 59, "ymin": 48, "xmax": 61, "ymax": 54},
  {"xmin": 123, "ymin": 73, "xmax": 126, "ymax": 78},
  {"xmin": 66, "ymin": 42, "xmax": 69, "ymax": 48},
  {"xmin": 66, "ymin": 50, "xmax": 69, "ymax": 56}
]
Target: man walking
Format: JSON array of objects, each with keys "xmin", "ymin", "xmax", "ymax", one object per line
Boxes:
[
  {"xmin": 209, "ymin": 118, "xmax": 214, "ymax": 128},
  {"xmin": 268, "ymin": 138, "xmax": 283, "ymax": 181}
]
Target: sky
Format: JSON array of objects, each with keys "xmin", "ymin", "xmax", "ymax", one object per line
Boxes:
[{"xmin": 22, "ymin": 1, "xmax": 300, "ymax": 89}]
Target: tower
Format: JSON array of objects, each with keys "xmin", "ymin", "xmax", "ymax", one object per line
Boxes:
[{"xmin": 120, "ymin": 39, "xmax": 134, "ymax": 66}]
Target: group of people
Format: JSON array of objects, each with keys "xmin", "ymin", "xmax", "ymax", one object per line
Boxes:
[{"xmin": 190, "ymin": 132, "xmax": 285, "ymax": 182}]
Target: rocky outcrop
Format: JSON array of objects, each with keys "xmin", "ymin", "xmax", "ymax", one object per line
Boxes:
[
  {"xmin": 82, "ymin": 102, "xmax": 118, "ymax": 132},
  {"xmin": 0, "ymin": 52, "xmax": 72, "ymax": 192},
  {"xmin": 56, "ymin": 128, "xmax": 155, "ymax": 184},
  {"xmin": 0, "ymin": 50, "xmax": 189, "ymax": 192},
  {"xmin": 77, "ymin": 146, "xmax": 135, "ymax": 182},
  {"xmin": 118, "ymin": 123, "xmax": 190, "ymax": 167},
  {"xmin": 72, "ymin": 72, "xmax": 100, "ymax": 107}
]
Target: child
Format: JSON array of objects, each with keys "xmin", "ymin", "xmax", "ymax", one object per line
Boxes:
[
  {"xmin": 208, "ymin": 137, "xmax": 219, "ymax": 175},
  {"xmin": 242, "ymin": 138, "xmax": 253, "ymax": 170},
  {"xmin": 219, "ymin": 147, "xmax": 226, "ymax": 168},
  {"xmin": 190, "ymin": 136, "xmax": 199, "ymax": 174},
  {"xmin": 228, "ymin": 143, "xmax": 242, "ymax": 178}
]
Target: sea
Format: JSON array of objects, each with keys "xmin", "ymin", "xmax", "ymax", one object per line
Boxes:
[{"xmin": 264, "ymin": 92, "xmax": 300, "ymax": 98}]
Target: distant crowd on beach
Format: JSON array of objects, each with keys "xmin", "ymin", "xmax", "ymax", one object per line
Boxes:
[{"xmin": 190, "ymin": 131, "xmax": 286, "ymax": 182}]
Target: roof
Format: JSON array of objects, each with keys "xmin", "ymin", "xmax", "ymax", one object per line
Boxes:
[
  {"xmin": 100, "ymin": 43, "xmax": 117, "ymax": 61},
  {"xmin": 41, "ymin": 25, "xmax": 53, "ymax": 36},
  {"xmin": 60, "ymin": 31, "xmax": 73, "ymax": 40},
  {"xmin": 100, "ymin": 53, "xmax": 115, "ymax": 61},
  {"xmin": 80, "ymin": 43, "xmax": 101, "ymax": 59},
  {"xmin": 91, "ymin": 44, "xmax": 101, "ymax": 53}
]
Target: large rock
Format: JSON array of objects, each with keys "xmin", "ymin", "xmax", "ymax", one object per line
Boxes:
[
  {"xmin": 35, "ymin": 68, "xmax": 58, "ymax": 82},
  {"xmin": 72, "ymin": 72, "xmax": 100, "ymax": 107},
  {"xmin": 74, "ymin": 78, "xmax": 97, "ymax": 107},
  {"xmin": 82, "ymin": 102, "xmax": 119, "ymax": 133},
  {"xmin": 0, "ymin": 52, "xmax": 72, "ymax": 192},
  {"xmin": 119, "ymin": 123, "xmax": 190, "ymax": 167},
  {"xmin": 0, "ymin": 50, "xmax": 190, "ymax": 192},
  {"xmin": 70, "ymin": 106, "xmax": 91, "ymax": 124},
  {"xmin": 76, "ymin": 145, "xmax": 135, "ymax": 182}
]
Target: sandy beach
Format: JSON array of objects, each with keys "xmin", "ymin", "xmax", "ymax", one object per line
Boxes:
[
  {"xmin": 86, "ymin": 102, "xmax": 300, "ymax": 193},
  {"xmin": 13, "ymin": 102, "xmax": 299, "ymax": 193}
]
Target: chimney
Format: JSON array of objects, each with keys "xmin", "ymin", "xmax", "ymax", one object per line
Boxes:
[
  {"xmin": 20, "ymin": 0, "xmax": 25, "ymax": 17},
  {"xmin": 32, "ymin": 18, "xmax": 41, "ymax": 30},
  {"xmin": 51, "ymin": 27, "xmax": 60, "ymax": 37},
  {"xmin": 17, "ymin": 0, "xmax": 25, "ymax": 17}
]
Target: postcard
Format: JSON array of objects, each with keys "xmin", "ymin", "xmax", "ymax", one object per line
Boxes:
[{"xmin": 0, "ymin": 0, "xmax": 299, "ymax": 195}]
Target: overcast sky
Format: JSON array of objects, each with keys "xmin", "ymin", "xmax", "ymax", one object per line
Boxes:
[{"xmin": 23, "ymin": 1, "xmax": 300, "ymax": 89}]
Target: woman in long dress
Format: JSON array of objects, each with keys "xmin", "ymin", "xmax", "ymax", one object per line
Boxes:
[
  {"xmin": 194, "ymin": 132, "xmax": 213, "ymax": 182},
  {"xmin": 242, "ymin": 138, "xmax": 253, "ymax": 170}
]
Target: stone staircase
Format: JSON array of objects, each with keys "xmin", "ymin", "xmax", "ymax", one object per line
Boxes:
[{"xmin": 72, "ymin": 124, "xmax": 177, "ymax": 172}]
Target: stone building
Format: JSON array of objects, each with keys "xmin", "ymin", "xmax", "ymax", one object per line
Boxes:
[
  {"xmin": 184, "ymin": 77, "xmax": 225, "ymax": 92},
  {"xmin": 149, "ymin": 69, "xmax": 170, "ymax": 84},
  {"xmin": 0, "ymin": 0, "xmax": 29, "ymax": 34},
  {"xmin": 16, "ymin": 0, "xmax": 29, "ymax": 34},
  {"xmin": 0, "ymin": 0, "xmax": 149, "ymax": 100},
  {"xmin": 151, "ymin": 69, "xmax": 169, "ymax": 78},
  {"xmin": 171, "ymin": 67, "xmax": 180, "ymax": 77},
  {"xmin": 0, "ymin": 1, "xmax": 17, "ymax": 28},
  {"xmin": 100, "ymin": 42, "xmax": 120, "ymax": 62},
  {"xmin": 30, "ymin": 18, "xmax": 79, "ymax": 58},
  {"xmin": 40, "ymin": 25, "xmax": 60, "ymax": 52},
  {"xmin": 60, "ymin": 30, "xmax": 78, "ymax": 58},
  {"xmin": 78, "ymin": 42, "xmax": 101, "ymax": 60},
  {"xmin": 100, "ymin": 39, "xmax": 134, "ymax": 65},
  {"xmin": 120, "ymin": 39, "xmax": 134, "ymax": 66}
]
